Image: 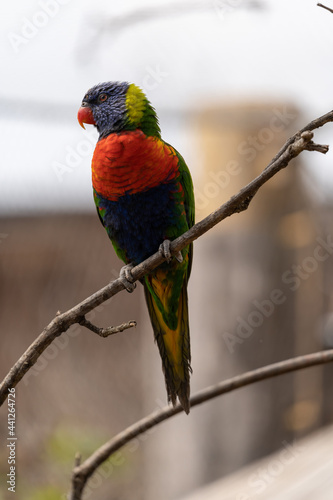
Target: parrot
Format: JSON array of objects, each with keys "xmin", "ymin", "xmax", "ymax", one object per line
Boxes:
[{"xmin": 77, "ymin": 81, "xmax": 194, "ymax": 414}]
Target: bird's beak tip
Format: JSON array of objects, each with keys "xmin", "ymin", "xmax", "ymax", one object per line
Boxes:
[{"xmin": 77, "ymin": 105, "xmax": 95, "ymax": 129}]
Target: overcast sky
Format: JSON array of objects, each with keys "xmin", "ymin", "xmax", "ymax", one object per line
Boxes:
[{"xmin": 1, "ymin": 0, "xmax": 333, "ymax": 214}]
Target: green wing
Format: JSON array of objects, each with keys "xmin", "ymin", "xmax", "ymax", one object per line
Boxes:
[{"xmin": 173, "ymin": 148, "xmax": 195, "ymax": 279}]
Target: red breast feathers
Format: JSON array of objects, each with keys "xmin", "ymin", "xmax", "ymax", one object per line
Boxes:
[{"xmin": 92, "ymin": 130, "xmax": 179, "ymax": 201}]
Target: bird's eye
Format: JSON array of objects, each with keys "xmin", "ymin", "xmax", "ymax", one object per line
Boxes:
[{"xmin": 98, "ymin": 93, "xmax": 108, "ymax": 103}]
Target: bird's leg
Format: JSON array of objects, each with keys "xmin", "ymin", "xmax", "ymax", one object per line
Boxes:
[
  {"xmin": 119, "ymin": 264, "xmax": 136, "ymax": 293},
  {"xmin": 159, "ymin": 239, "xmax": 183, "ymax": 264}
]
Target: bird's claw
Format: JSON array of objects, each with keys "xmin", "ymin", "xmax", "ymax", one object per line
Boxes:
[
  {"xmin": 120, "ymin": 264, "xmax": 136, "ymax": 293},
  {"xmin": 159, "ymin": 239, "xmax": 183, "ymax": 264},
  {"xmin": 174, "ymin": 250, "xmax": 183, "ymax": 263},
  {"xmin": 159, "ymin": 240, "xmax": 172, "ymax": 263}
]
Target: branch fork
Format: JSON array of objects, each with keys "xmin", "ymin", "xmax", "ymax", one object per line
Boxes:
[{"xmin": 78, "ymin": 317, "xmax": 137, "ymax": 337}]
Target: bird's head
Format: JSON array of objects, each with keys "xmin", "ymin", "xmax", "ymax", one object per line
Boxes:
[{"xmin": 77, "ymin": 81, "xmax": 161, "ymax": 139}]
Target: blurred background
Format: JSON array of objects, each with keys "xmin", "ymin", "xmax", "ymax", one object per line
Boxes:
[{"xmin": 1, "ymin": 1, "xmax": 333, "ymax": 499}]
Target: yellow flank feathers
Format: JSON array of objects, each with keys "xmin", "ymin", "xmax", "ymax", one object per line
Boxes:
[
  {"xmin": 151, "ymin": 269, "xmax": 171, "ymax": 312},
  {"xmin": 126, "ymin": 84, "xmax": 145, "ymax": 125},
  {"xmin": 151, "ymin": 293, "xmax": 184, "ymax": 379}
]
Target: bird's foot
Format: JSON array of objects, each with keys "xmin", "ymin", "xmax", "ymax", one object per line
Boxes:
[
  {"xmin": 159, "ymin": 239, "xmax": 183, "ymax": 264},
  {"xmin": 119, "ymin": 264, "xmax": 136, "ymax": 293}
]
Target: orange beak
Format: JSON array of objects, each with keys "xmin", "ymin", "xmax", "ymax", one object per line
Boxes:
[{"xmin": 77, "ymin": 105, "xmax": 95, "ymax": 129}]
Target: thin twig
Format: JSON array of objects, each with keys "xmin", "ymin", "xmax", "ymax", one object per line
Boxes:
[
  {"xmin": 69, "ymin": 349, "xmax": 333, "ymax": 499},
  {"xmin": 74, "ymin": 453, "xmax": 82, "ymax": 468},
  {"xmin": 306, "ymin": 141, "xmax": 329, "ymax": 153},
  {"xmin": 317, "ymin": 3, "xmax": 333, "ymax": 14},
  {"xmin": 78, "ymin": 317, "xmax": 137, "ymax": 337},
  {"xmin": 0, "ymin": 111, "xmax": 333, "ymax": 407}
]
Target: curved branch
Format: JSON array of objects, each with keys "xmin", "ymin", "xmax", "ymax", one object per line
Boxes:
[
  {"xmin": 318, "ymin": 3, "xmax": 333, "ymax": 14},
  {"xmin": 69, "ymin": 349, "xmax": 333, "ymax": 499},
  {"xmin": 1, "ymin": 112, "xmax": 333, "ymax": 407}
]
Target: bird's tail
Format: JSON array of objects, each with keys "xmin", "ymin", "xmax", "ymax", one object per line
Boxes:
[{"xmin": 144, "ymin": 276, "xmax": 191, "ymax": 414}]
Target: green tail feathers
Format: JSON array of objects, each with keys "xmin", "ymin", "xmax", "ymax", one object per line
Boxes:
[{"xmin": 143, "ymin": 280, "xmax": 192, "ymax": 414}]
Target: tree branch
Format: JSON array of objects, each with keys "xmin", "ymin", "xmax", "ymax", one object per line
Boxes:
[
  {"xmin": 318, "ymin": 3, "xmax": 333, "ymax": 14},
  {"xmin": 1, "ymin": 111, "xmax": 333, "ymax": 407},
  {"xmin": 78, "ymin": 317, "xmax": 137, "ymax": 337},
  {"xmin": 69, "ymin": 349, "xmax": 333, "ymax": 499}
]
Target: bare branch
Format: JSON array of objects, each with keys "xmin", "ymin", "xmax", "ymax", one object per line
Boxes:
[
  {"xmin": 306, "ymin": 141, "xmax": 329, "ymax": 153},
  {"xmin": 78, "ymin": 317, "xmax": 137, "ymax": 337},
  {"xmin": 1, "ymin": 110, "xmax": 333, "ymax": 407},
  {"xmin": 318, "ymin": 3, "xmax": 333, "ymax": 14},
  {"xmin": 74, "ymin": 453, "xmax": 82, "ymax": 468},
  {"xmin": 69, "ymin": 349, "xmax": 333, "ymax": 499}
]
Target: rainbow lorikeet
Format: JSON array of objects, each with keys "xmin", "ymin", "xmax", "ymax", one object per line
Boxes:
[{"xmin": 77, "ymin": 82, "xmax": 194, "ymax": 413}]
